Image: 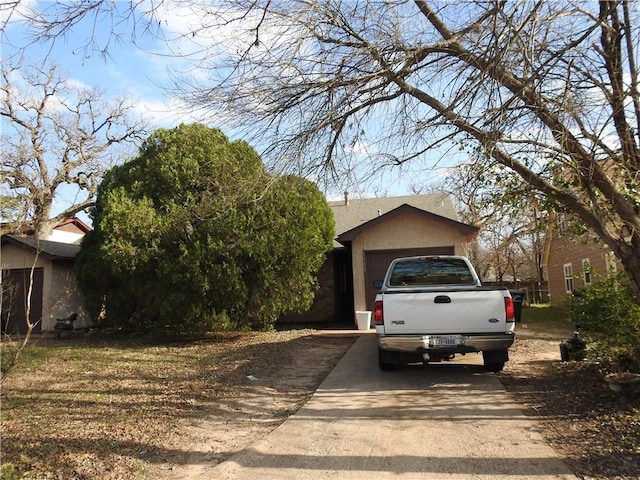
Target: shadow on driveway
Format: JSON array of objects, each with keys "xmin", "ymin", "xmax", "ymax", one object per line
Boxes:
[{"xmin": 202, "ymin": 333, "xmax": 577, "ymax": 480}]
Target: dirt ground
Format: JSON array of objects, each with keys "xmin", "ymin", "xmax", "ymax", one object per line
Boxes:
[
  {"xmin": 2, "ymin": 328, "xmax": 638, "ymax": 480},
  {"xmin": 155, "ymin": 331, "xmax": 640, "ymax": 480},
  {"xmin": 149, "ymin": 330, "xmax": 361, "ymax": 480},
  {"xmin": 1, "ymin": 330, "xmax": 359, "ymax": 480},
  {"xmin": 498, "ymin": 332, "xmax": 640, "ymax": 480}
]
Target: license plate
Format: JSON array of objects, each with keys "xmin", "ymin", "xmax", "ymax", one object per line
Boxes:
[{"xmin": 429, "ymin": 335, "xmax": 459, "ymax": 347}]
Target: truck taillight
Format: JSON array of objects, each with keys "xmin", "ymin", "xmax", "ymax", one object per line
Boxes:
[
  {"xmin": 374, "ymin": 300, "xmax": 384, "ymax": 325},
  {"xmin": 505, "ymin": 297, "xmax": 515, "ymax": 323}
]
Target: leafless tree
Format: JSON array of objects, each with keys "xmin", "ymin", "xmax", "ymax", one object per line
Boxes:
[
  {"xmin": 7, "ymin": 0, "xmax": 640, "ymax": 296},
  {"xmin": 422, "ymin": 161, "xmax": 545, "ymax": 285},
  {"xmin": 1, "ymin": 63, "xmax": 146, "ymax": 239}
]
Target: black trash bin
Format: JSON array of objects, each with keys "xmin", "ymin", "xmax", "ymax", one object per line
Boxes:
[
  {"xmin": 509, "ymin": 290, "xmax": 525, "ymax": 323},
  {"xmin": 560, "ymin": 332, "xmax": 587, "ymax": 361}
]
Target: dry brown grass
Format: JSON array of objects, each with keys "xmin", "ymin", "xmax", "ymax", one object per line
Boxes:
[
  {"xmin": 2, "ymin": 326, "xmax": 638, "ymax": 480},
  {"xmin": 500, "ymin": 335, "xmax": 640, "ymax": 480},
  {"xmin": 1, "ymin": 330, "xmax": 358, "ymax": 479}
]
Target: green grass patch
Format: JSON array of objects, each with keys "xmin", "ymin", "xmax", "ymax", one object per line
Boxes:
[
  {"xmin": 0, "ymin": 462, "xmax": 20, "ymax": 480},
  {"xmin": 518, "ymin": 304, "xmax": 575, "ymax": 337}
]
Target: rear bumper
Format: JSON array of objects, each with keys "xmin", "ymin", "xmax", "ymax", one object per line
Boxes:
[{"xmin": 377, "ymin": 332, "xmax": 515, "ymax": 353}]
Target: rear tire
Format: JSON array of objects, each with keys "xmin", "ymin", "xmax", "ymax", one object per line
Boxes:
[
  {"xmin": 483, "ymin": 361, "xmax": 505, "ymax": 372},
  {"xmin": 482, "ymin": 349, "xmax": 508, "ymax": 372},
  {"xmin": 378, "ymin": 348, "xmax": 395, "ymax": 371}
]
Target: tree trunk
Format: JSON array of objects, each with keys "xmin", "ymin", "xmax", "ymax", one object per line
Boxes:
[
  {"xmin": 619, "ymin": 249, "xmax": 640, "ymax": 300},
  {"xmin": 33, "ymin": 203, "xmax": 54, "ymax": 241}
]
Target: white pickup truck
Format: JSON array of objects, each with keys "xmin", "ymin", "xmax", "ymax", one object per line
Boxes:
[{"xmin": 373, "ymin": 255, "xmax": 515, "ymax": 372}]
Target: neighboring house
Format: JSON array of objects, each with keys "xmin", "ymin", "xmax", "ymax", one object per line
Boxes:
[
  {"xmin": 283, "ymin": 193, "xmax": 479, "ymax": 325},
  {"xmin": 543, "ymin": 213, "xmax": 618, "ymax": 305},
  {"xmin": 1, "ymin": 218, "xmax": 91, "ymax": 334}
]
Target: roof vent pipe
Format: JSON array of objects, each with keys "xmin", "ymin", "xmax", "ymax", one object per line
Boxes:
[
  {"xmin": 378, "ymin": 209, "xmax": 382, "ymax": 217},
  {"xmin": 344, "ymin": 191, "xmax": 349, "ymax": 205}
]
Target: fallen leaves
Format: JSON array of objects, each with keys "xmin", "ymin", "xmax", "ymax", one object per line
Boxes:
[
  {"xmin": 1, "ymin": 330, "xmax": 357, "ymax": 479},
  {"xmin": 499, "ymin": 339, "xmax": 640, "ymax": 480},
  {"xmin": 4, "ymin": 332, "xmax": 637, "ymax": 479}
]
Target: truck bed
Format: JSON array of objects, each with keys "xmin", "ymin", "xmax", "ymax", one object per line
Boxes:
[{"xmin": 380, "ymin": 286, "xmax": 511, "ymax": 335}]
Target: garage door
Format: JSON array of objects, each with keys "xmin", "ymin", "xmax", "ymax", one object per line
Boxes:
[
  {"xmin": 1, "ymin": 268, "xmax": 44, "ymax": 334},
  {"xmin": 364, "ymin": 247, "xmax": 455, "ymax": 311}
]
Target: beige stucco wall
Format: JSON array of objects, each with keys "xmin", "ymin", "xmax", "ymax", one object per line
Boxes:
[
  {"xmin": 2, "ymin": 242, "xmax": 48, "ymax": 270},
  {"xmin": 48, "ymin": 262, "xmax": 89, "ymax": 330},
  {"xmin": 1, "ymin": 243, "xmax": 89, "ymax": 331},
  {"xmin": 350, "ymin": 212, "xmax": 470, "ymax": 311}
]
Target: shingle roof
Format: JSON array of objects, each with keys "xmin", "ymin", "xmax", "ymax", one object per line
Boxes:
[
  {"xmin": 329, "ymin": 193, "xmax": 477, "ymax": 248},
  {"xmin": 1, "ymin": 235, "xmax": 81, "ymax": 260},
  {"xmin": 336, "ymin": 203, "xmax": 478, "ymax": 246},
  {"xmin": 329, "ymin": 193, "xmax": 462, "ymax": 246}
]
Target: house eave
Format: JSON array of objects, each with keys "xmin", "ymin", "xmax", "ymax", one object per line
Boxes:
[{"xmin": 1, "ymin": 235, "xmax": 81, "ymax": 261}]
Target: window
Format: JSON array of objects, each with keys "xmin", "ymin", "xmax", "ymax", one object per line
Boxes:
[
  {"xmin": 389, "ymin": 257, "xmax": 474, "ymax": 286},
  {"xmin": 564, "ymin": 263, "xmax": 574, "ymax": 293},
  {"xmin": 557, "ymin": 214, "xmax": 568, "ymax": 234},
  {"xmin": 582, "ymin": 259, "xmax": 592, "ymax": 286}
]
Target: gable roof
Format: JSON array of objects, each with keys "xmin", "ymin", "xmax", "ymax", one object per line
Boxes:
[
  {"xmin": 336, "ymin": 203, "xmax": 479, "ymax": 245},
  {"xmin": 330, "ymin": 193, "xmax": 458, "ymax": 233},
  {"xmin": 1, "ymin": 217, "xmax": 92, "ymax": 237},
  {"xmin": 52, "ymin": 217, "xmax": 92, "ymax": 234},
  {"xmin": 1, "ymin": 235, "xmax": 81, "ymax": 261},
  {"xmin": 329, "ymin": 193, "xmax": 476, "ymax": 247}
]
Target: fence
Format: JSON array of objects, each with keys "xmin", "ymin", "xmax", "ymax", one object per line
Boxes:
[{"xmin": 481, "ymin": 280, "xmax": 549, "ymax": 305}]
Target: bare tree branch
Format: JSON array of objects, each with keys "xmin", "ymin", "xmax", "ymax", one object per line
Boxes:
[
  {"xmin": 1, "ymin": 62, "xmax": 147, "ymax": 238},
  {"xmin": 5, "ymin": 0, "xmax": 640, "ymax": 295}
]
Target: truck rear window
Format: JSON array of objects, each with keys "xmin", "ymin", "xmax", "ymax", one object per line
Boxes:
[{"xmin": 388, "ymin": 258, "xmax": 475, "ymax": 286}]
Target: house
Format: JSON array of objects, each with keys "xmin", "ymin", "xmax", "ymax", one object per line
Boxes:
[
  {"xmin": 3, "ymin": 195, "xmax": 479, "ymax": 332},
  {"xmin": 1, "ymin": 218, "xmax": 91, "ymax": 334},
  {"xmin": 543, "ymin": 213, "xmax": 619, "ymax": 304},
  {"xmin": 282, "ymin": 193, "xmax": 479, "ymax": 325}
]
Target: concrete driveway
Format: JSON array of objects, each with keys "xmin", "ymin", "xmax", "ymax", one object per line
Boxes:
[{"xmin": 201, "ymin": 332, "xmax": 577, "ymax": 479}]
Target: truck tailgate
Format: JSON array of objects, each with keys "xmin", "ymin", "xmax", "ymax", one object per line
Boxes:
[{"xmin": 381, "ymin": 288, "xmax": 508, "ymax": 335}]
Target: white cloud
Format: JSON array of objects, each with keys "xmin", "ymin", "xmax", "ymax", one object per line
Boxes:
[
  {"xmin": 0, "ymin": 0, "xmax": 37, "ymax": 27},
  {"xmin": 133, "ymin": 96, "xmax": 200, "ymax": 127},
  {"xmin": 346, "ymin": 139, "xmax": 374, "ymax": 156}
]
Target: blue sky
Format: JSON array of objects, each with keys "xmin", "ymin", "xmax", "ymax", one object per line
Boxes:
[
  {"xmin": 2, "ymin": 1, "xmax": 459, "ymax": 205},
  {"xmin": 2, "ymin": 3, "xmax": 199, "ymax": 127}
]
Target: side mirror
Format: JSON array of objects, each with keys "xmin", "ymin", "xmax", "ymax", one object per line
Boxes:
[{"xmin": 373, "ymin": 280, "xmax": 383, "ymax": 289}]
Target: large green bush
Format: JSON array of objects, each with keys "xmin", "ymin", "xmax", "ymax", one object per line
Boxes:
[
  {"xmin": 568, "ymin": 273, "xmax": 640, "ymax": 372},
  {"xmin": 75, "ymin": 124, "xmax": 334, "ymax": 334}
]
